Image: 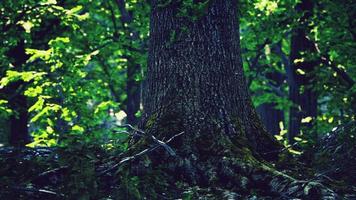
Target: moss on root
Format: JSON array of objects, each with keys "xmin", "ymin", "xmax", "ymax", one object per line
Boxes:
[{"xmin": 111, "ymin": 113, "xmax": 350, "ymax": 199}]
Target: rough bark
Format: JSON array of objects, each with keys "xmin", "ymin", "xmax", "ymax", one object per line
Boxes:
[
  {"xmin": 144, "ymin": 0, "xmax": 281, "ymax": 161},
  {"xmin": 124, "ymin": 0, "xmax": 339, "ymax": 198},
  {"xmin": 288, "ymin": 0, "xmax": 318, "ymax": 142}
]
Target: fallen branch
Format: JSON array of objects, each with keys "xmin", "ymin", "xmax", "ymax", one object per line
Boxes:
[
  {"xmin": 262, "ymin": 141, "xmax": 301, "ymax": 155},
  {"xmin": 98, "ymin": 131, "xmax": 184, "ymax": 176},
  {"xmin": 36, "ymin": 166, "xmax": 68, "ymax": 178},
  {"xmin": 116, "ymin": 124, "xmax": 177, "ymax": 156},
  {"xmin": 3, "ymin": 186, "xmax": 62, "ymax": 197}
]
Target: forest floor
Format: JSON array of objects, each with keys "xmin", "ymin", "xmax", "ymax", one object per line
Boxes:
[{"xmin": 0, "ymin": 122, "xmax": 355, "ymax": 199}]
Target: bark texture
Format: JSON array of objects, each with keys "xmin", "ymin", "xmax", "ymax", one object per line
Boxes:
[
  {"xmin": 133, "ymin": 1, "xmax": 337, "ymax": 198},
  {"xmin": 144, "ymin": 0, "xmax": 280, "ymax": 160}
]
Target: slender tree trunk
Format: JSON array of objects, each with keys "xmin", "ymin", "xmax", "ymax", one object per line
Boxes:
[
  {"xmin": 116, "ymin": 0, "xmax": 142, "ymax": 125},
  {"xmin": 256, "ymin": 60, "xmax": 285, "ymax": 135},
  {"xmin": 288, "ymin": 0, "xmax": 317, "ymax": 142},
  {"xmin": 257, "ymin": 103, "xmax": 284, "ymax": 135},
  {"xmin": 126, "ymin": 60, "xmax": 141, "ymax": 125},
  {"xmin": 9, "ymin": 91, "xmax": 30, "ymax": 146},
  {"xmin": 1, "ymin": 17, "xmax": 65, "ymax": 146},
  {"xmin": 4, "ymin": 41, "xmax": 31, "ymax": 146}
]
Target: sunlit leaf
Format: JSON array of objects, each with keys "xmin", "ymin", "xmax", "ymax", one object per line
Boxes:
[
  {"xmin": 301, "ymin": 117, "xmax": 313, "ymax": 123},
  {"xmin": 288, "ymin": 149, "xmax": 302, "ymax": 155}
]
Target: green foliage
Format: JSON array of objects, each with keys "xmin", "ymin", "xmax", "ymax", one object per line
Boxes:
[
  {"xmin": 0, "ymin": 0, "xmax": 355, "ymax": 198},
  {"xmin": 117, "ymin": 171, "xmax": 142, "ymax": 199},
  {"xmin": 56, "ymin": 141, "xmax": 99, "ymax": 199},
  {"xmin": 0, "ymin": 0, "xmax": 353, "ymax": 164},
  {"xmin": 177, "ymin": 0, "xmax": 211, "ymax": 21},
  {"xmin": 240, "ymin": 0, "xmax": 355, "ymax": 138},
  {"xmin": 274, "ymin": 121, "xmax": 308, "ymax": 155},
  {"xmin": 0, "ymin": 100, "xmax": 12, "ymax": 118},
  {"xmin": 0, "ymin": 0, "xmax": 148, "ymax": 147}
]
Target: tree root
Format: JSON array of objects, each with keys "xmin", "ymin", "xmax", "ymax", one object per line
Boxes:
[{"xmin": 203, "ymin": 156, "xmax": 340, "ymax": 199}]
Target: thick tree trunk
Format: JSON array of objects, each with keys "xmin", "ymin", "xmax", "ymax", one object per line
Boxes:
[
  {"xmin": 144, "ymin": 0, "xmax": 280, "ymax": 162},
  {"xmin": 129, "ymin": 1, "xmax": 337, "ymax": 198},
  {"xmin": 288, "ymin": 0, "xmax": 317, "ymax": 142}
]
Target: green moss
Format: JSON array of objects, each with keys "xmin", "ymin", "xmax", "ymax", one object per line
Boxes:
[
  {"xmin": 177, "ymin": 0, "xmax": 211, "ymax": 21},
  {"xmin": 145, "ymin": 112, "xmax": 158, "ymax": 130}
]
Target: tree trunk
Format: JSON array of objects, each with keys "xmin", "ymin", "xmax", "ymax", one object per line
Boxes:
[
  {"xmin": 144, "ymin": 0, "xmax": 280, "ymax": 162},
  {"xmin": 140, "ymin": 0, "xmax": 286, "ymax": 190},
  {"xmin": 128, "ymin": 1, "xmax": 337, "ymax": 198},
  {"xmin": 126, "ymin": 60, "xmax": 141, "ymax": 125},
  {"xmin": 288, "ymin": 0, "xmax": 317, "ymax": 142},
  {"xmin": 256, "ymin": 62, "xmax": 285, "ymax": 136},
  {"xmin": 4, "ymin": 41, "xmax": 31, "ymax": 147},
  {"xmin": 257, "ymin": 103, "xmax": 284, "ymax": 135},
  {"xmin": 116, "ymin": 0, "xmax": 143, "ymax": 125},
  {"xmin": 9, "ymin": 91, "xmax": 30, "ymax": 146}
]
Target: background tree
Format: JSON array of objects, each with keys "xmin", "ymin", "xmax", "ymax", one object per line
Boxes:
[
  {"xmin": 288, "ymin": 0, "xmax": 318, "ymax": 142},
  {"xmin": 239, "ymin": 0, "xmax": 296, "ymax": 138},
  {"xmin": 115, "ymin": 0, "xmax": 147, "ymax": 125}
]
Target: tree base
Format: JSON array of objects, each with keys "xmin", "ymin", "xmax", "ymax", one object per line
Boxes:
[{"xmin": 123, "ymin": 133, "xmax": 338, "ymax": 199}]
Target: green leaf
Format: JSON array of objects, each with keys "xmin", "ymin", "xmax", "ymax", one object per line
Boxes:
[
  {"xmin": 29, "ymin": 97, "xmax": 45, "ymax": 112},
  {"xmin": 26, "ymin": 49, "xmax": 52, "ymax": 62},
  {"xmin": 72, "ymin": 125, "xmax": 85, "ymax": 133},
  {"xmin": 301, "ymin": 116, "xmax": 313, "ymax": 123},
  {"xmin": 18, "ymin": 21, "xmax": 34, "ymax": 33},
  {"xmin": 274, "ymin": 135, "xmax": 283, "ymax": 141},
  {"xmin": 288, "ymin": 149, "xmax": 302, "ymax": 155}
]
